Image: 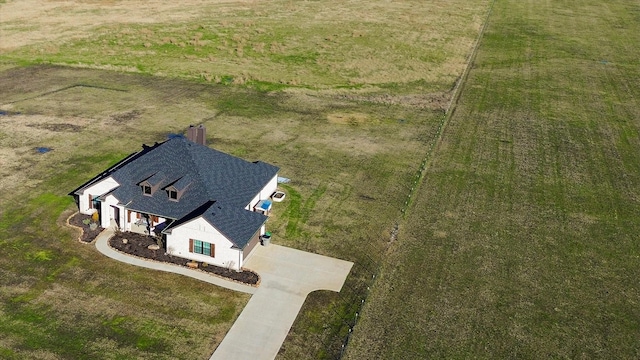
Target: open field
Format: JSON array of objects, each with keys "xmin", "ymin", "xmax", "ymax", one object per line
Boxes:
[
  {"xmin": 345, "ymin": 0, "xmax": 640, "ymax": 358},
  {"xmin": 0, "ymin": 0, "xmax": 493, "ymax": 358},
  {"xmin": 0, "ymin": 64, "xmax": 441, "ymax": 359},
  {"xmin": 0, "ymin": 0, "xmax": 488, "ymax": 94}
]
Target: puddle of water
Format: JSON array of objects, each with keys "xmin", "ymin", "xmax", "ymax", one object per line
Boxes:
[
  {"xmin": 36, "ymin": 147, "xmax": 53, "ymax": 153},
  {"xmin": 0, "ymin": 110, "xmax": 21, "ymax": 116}
]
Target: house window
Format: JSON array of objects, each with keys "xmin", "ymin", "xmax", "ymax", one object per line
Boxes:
[
  {"xmin": 88, "ymin": 195, "xmax": 100, "ymax": 210},
  {"xmin": 142, "ymin": 185, "xmax": 152, "ymax": 195},
  {"xmin": 168, "ymin": 190, "xmax": 178, "ymax": 201},
  {"xmin": 190, "ymin": 239, "xmax": 214, "ymax": 257}
]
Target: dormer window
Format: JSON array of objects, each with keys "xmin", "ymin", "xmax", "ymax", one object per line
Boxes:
[
  {"xmin": 139, "ymin": 172, "xmax": 167, "ymax": 197},
  {"xmin": 164, "ymin": 176, "xmax": 192, "ymax": 202}
]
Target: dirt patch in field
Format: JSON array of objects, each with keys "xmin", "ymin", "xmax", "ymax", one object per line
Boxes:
[
  {"xmin": 108, "ymin": 109, "xmax": 142, "ymax": 123},
  {"xmin": 327, "ymin": 112, "xmax": 370, "ymax": 125},
  {"xmin": 1, "ymin": 114, "xmax": 91, "ymax": 139},
  {"xmin": 26, "ymin": 122, "xmax": 84, "ymax": 132}
]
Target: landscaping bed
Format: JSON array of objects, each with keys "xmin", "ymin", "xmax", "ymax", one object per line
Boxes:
[
  {"xmin": 109, "ymin": 232, "xmax": 260, "ymax": 285},
  {"xmin": 68, "ymin": 212, "xmax": 102, "ymax": 243}
]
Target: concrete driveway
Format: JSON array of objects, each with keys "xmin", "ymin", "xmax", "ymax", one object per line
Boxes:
[
  {"xmin": 210, "ymin": 244, "xmax": 353, "ymax": 360},
  {"xmin": 93, "ymin": 226, "xmax": 352, "ymax": 360}
]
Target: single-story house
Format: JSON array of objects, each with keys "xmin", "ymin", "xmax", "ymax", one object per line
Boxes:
[{"xmin": 70, "ymin": 127, "xmax": 279, "ymax": 270}]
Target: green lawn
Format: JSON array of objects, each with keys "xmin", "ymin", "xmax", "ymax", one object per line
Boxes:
[{"xmin": 345, "ymin": 0, "xmax": 640, "ymax": 358}]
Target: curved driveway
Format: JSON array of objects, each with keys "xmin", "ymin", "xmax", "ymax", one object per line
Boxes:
[{"xmin": 94, "ymin": 228, "xmax": 353, "ymax": 360}]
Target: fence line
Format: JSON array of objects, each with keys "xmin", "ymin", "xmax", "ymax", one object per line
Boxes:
[{"xmin": 326, "ymin": 1, "xmax": 498, "ymax": 358}]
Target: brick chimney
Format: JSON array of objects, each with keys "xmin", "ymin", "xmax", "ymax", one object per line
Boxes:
[{"xmin": 186, "ymin": 124, "xmax": 206, "ymax": 145}]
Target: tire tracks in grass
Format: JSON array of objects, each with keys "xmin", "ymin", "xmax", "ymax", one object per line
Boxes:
[
  {"xmin": 3, "ymin": 83, "xmax": 128, "ymax": 105},
  {"xmin": 281, "ymin": 183, "xmax": 327, "ymax": 239},
  {"xmin": 339, "ymin": 0, "xmax": 498, "ymax": 357},
  {"xmin": 401, "ymin": 0, "xmax": 498, "ymax": 219}
]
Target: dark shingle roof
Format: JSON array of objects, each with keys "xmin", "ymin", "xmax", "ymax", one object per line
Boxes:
[
  {"xmin": 200, "ymin": 203, "xmax": 267, "ymax": 248},
  {"xmin": 163, "ymin": 200, "xmax": 267, "ymax": 249},
  {"xmin": 73, "ymin": 137, "xmax": 278, "ymax": 248},
  {"xmin": 172, "ymin": 174, "xmax": 193, "ymax": 191}
]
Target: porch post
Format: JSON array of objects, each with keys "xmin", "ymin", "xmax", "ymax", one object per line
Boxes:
[{"xmin": 100, "ymin": 201, "xmax": 110, "ymax": 228}]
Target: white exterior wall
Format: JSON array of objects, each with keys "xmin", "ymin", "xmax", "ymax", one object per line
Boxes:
[
  {"xmin": 165, "ymin": 217, "xmax": 243, "ymax": 270},
  {"xmin": 100, "ymin": 195, "xmax": 120, "ymax": 228},
  {"xmin": 261, "ymin": 175, "xmax": 278, "ymax": 199},
  {"xmin": 247, "ymin": 194, "xmax": 260, "ymax": 211},
  {"xmin": 246, "ymin": 174, "xmax": 278, "ymax": 210},
  {"xmin": 78, "ymin": 177, "xmax": 119, "ymax": 214}
]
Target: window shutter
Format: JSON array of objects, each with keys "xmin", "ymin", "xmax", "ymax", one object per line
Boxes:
[
  {"xmin": 88, "ymin": 195, "xmax": 93, "ymax": 209},
  {"xmin": 210, "ymin": 243, "xmax": 215, "ymax": 257},
  {"xmin": 127, "ymin": 210, "xmax": 131, "ymax": 222},
  {"xmin": 189, "ymin": 239, "xmax": 194, "ymax": 253}
]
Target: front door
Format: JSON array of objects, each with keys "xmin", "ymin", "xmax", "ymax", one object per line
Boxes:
[{"xmin": 111, "ymin": 206, "xmax": 120, "ymax": 228}]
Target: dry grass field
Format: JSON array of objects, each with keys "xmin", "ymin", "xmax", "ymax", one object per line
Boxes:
[
  {"xmin": 345, "ymin": 0, "xmax": 640, "ymax": 358},
  {"xmin": 1, "ymin": 0, "xmax": 487, "ymax": 93},
  {"xmin": 0, "ymin": 0, "xmax": 494, "ymax": 358}
]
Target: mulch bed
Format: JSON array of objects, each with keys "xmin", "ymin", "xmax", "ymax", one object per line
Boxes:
[
  {"xmin": 68, "ymin": 212, "xmax": 103, "ymax": 243},
  {"xmin": 109, "ymin": 232, "xmax": 260, "ymax": 285}
]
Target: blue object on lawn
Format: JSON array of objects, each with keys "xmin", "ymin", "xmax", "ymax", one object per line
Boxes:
[
  {"xmin": 277, "ymin": 177, "xmax": 291, "ymax": 184},
  {"xmin": 36, "ymin": 147, "xmax": 52, "ymax": 153}
]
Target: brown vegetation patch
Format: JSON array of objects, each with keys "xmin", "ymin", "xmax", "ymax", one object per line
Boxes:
[
  {"xmin": 327, "ymin": 112, "xmax": 370, "ymax": 125},
  {"xmin": 109, "ymin": 232, "xmax": 260, "ymax": 285},
  {"xmin": 433, "ymin": 230, "xmax": 448, "ymax": 238},
  {"xmin": 335, "ymin": 92, "xmax": 451, "ymax": 111},
  {"xmin": 26, "ymin": 122, "xmax": 84, "ymax": 132},
  {"xmin": 108, "ymin": 109, "xmax": 142, "ymax": 123}
]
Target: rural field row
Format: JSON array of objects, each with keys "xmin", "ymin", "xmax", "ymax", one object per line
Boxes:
[{"xmin": 345, "ymin": 0, "xmax": 640, "ymax": 358}]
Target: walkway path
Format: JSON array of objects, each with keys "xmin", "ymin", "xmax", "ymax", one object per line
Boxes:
[
  {"xmin": 94, "ymin": 228, "xmax": 256, "ymax": 294},
  {"xmin": 93, "ymin": 228, "xmax": 353, "ymax": 359}
]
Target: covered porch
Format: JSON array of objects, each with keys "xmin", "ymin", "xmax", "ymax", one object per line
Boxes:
[{"xmin": 119, "ymin": 207, "xmax": 169, "ymax": 236}]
